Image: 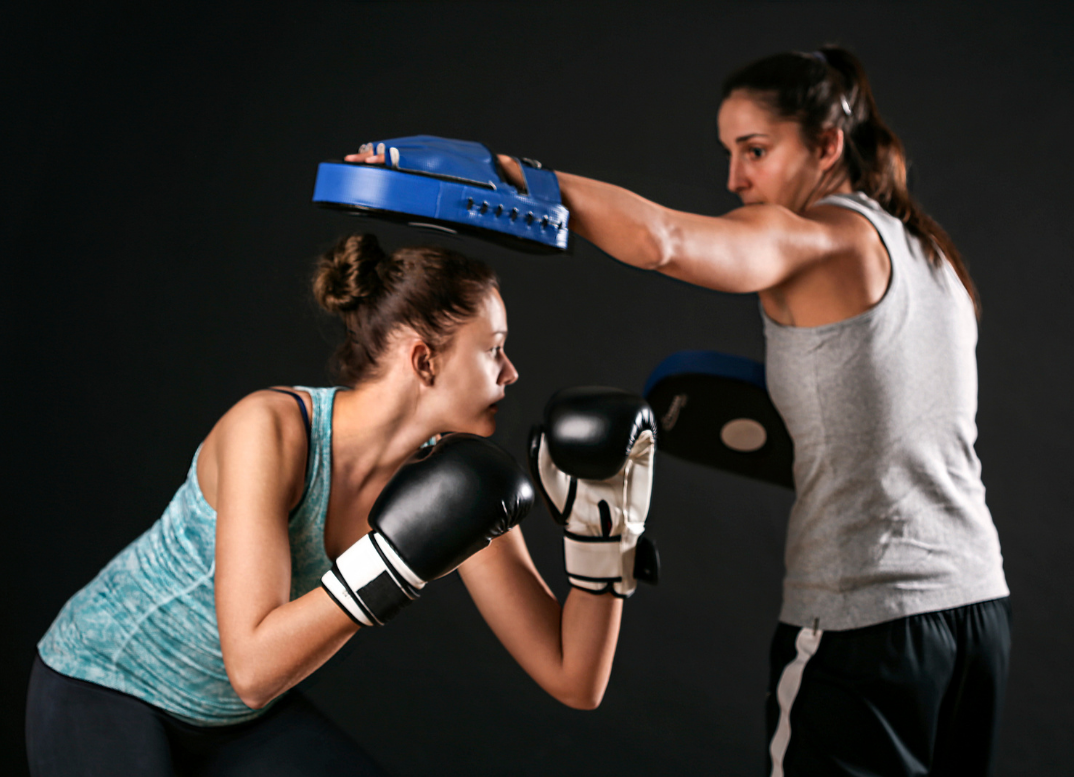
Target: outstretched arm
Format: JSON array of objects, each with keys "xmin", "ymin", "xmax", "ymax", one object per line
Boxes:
[
  {"xmin": 551, "ymin": 169, "xmax": 843, "ymax": 293},
  {"xmin": 458, "ymin": 529, "xmax": 622, "ymax": 710}
]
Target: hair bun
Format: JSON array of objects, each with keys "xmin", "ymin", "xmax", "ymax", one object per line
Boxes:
[{"xmin": 313, "ymin": 233, "xmax": 388, "ymax": 314}]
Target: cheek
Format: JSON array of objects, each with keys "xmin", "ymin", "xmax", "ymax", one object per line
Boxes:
[
  {"xmin": 768, "ymin": 155, "xmax": 812, "ymax": 199},
  {"xmin": 455, "ymin": 356, "xmax": 497, "ymax": 397}
]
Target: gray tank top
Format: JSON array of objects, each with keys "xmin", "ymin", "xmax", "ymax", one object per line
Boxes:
[{"xmin": 763, "ymin": 193, "xmax": 1007, "ymax": 631}]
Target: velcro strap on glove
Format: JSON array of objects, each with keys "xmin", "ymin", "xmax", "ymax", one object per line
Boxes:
[
  {"xmin": 313, "ymin": 135, "xmax": 569, "ymax": 251},
  {"xmin": 563, "ymin": 531, "xmax": 623, "ymax": 589},
  {"xmin": 322, "ymin": 533, "xmax": 424, "ymax": 627}
]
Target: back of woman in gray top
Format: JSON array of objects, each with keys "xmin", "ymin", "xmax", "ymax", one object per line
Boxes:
[{"xmin": 765, "ymin": 191, "xmax": 1006, "ymax": 631}]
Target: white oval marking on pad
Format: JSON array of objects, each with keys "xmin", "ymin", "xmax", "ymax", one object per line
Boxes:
[{"xmin": 720, "ymin": 418, "xmax": 767, "ymax": 452}]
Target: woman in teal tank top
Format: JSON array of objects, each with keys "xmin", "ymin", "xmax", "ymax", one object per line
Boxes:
[{"xmin": 28, "ymin": 235, "xmax": 632, "ymax": 776}]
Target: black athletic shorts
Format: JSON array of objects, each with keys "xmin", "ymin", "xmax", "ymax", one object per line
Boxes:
[
  {"xmin": 765, "ymin": 597, "xmax": 1011, "ymax": 777},
  {"xmin": 26, "ymin": 653, "xmax": 389, "ymax": 777}
]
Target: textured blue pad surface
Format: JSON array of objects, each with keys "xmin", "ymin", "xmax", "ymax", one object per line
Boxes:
[
  {"xmin": 312, "ymin": 136, "xmax": 569, "ymax": 251},
  {"xmin": 644, "ymin": 350, "xmax": 794, "ymax": 489}
]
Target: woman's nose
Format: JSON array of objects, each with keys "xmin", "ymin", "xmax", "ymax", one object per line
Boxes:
[
  {"xmin": 727, "ymin": 157, "xmax": 748, "ymax": 194},
  {"xmin": 500, "ymin": 353, "xmax": 519, "ymax": 386}
]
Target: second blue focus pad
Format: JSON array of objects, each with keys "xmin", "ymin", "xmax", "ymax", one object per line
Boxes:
[
  {"xmin": 313, "ymin": 135, "xmax": 569, "ymax": 251},
  {"xmin": 644, "ymin": 350, "xmax": 794, "ymax": 489}
]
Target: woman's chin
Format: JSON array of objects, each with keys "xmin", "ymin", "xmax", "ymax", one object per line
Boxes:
[{"xmin": 449, "ymin": 417, "xmax": 496, "ymax": 438}]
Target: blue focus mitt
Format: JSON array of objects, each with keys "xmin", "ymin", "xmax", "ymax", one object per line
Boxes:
[
  {"xmin": 313, "ymin": 135, "xmax": 569, "ymax": 252},
  {"xmin": 644, "ymin": 350, "xmax": 794, "ymax": 489}
]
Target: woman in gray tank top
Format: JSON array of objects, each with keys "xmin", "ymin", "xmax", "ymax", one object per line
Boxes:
[{"xmin": 458, "ymin": 45, "xmax": 1010, "ymax": 777}]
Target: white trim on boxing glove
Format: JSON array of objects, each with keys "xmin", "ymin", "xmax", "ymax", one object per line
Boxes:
[
  {"xmin": 321, "ymin": 566, "xmax": 374, "ymax": 627},
  {"xmin": 322, "ymin": 533, "xmax": 426, "ymax": 627},
  {"xmin": 563, "ymin": 532, "xmax": 623, "ymax": 586}
]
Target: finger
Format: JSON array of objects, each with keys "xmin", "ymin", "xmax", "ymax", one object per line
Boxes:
[
  {"xmin": 343, "ymin": 152, "xmax": 386, "ymax": 164},
  {"xmin": 496, "ymin": 154, "xmax": 524, "ymax": 188}
]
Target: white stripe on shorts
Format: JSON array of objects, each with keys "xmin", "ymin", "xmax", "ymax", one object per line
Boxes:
[{"xmin": 769, "ymin": 626, "xmax": 823, "ymax": 777}]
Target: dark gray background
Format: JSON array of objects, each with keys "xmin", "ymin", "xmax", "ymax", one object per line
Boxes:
[{"xmin": 4, "ymin": 1, "xmax": 1072, "ymax": 774}]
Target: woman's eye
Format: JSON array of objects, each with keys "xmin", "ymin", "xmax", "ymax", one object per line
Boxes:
[{"xmin": 748, "ymin": 146, "xmax": 765, "ymax": 160}]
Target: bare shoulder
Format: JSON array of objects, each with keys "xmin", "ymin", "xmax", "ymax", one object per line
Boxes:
[
  {"xmin": 211, "ymin": 388, "xmax": 310, "ymax": 447},
  {"xmin": 198, "ymin": 388, "xmax": 311, "ymax": 510},
  {"xmin": 804, "ymin": 201, "xmax": 885, "ymax": 259},
  {"xmin": 765, "ymin": 202, "xmax": 892, "ymax": 326}
]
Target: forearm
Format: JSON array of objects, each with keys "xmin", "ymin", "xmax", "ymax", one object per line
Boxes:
[
  {"xmin": 556, "ymin": 171, "xmax": 672, "ymax": 270},
  {"xmin": 555, "ymin": 588, "xmax": 623, "ymax": 709},
  {"xmin": 460, "ymin": 534, "xmax": 624, "ymax": 710},
  {"xmin": 486, "ymin": 582, "xmax": 622, "ymax": 710},
  {"xmin": 222, "ymin": 588, "xmax": 359, "ymax": 709}
]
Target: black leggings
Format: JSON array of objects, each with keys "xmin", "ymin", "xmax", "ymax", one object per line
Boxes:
[{"xmin": 26, "ymin": 654, "xmax": 389, "ymax": 777}]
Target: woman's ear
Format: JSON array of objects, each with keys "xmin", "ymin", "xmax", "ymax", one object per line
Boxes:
[
  {"xmin": 816, "ymin": 126, "xmax": 845, "ymax": 172},
  {"xmin": 410, "ymin": 340, "xmax": 437, "ymax": 386}
]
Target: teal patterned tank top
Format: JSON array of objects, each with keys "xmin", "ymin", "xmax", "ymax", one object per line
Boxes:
[{"xmin": 37, "ymin": 387, "xmax": 339, "ymax": 726}]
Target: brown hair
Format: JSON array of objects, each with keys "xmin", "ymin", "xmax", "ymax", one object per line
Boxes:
[
  {"xmin": 312, "ymin": 233, "xmax": 500, "ymax": 385},
  {"xmin": 722, "ymin": 46, "xmax": 979, "ymax": 316}
]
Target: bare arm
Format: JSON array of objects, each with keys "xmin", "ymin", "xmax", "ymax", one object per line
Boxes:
[
  {"xmin": 458, "ymin": 528, "xmax": 622, "ymax": 710},
  {"xmin": 555, "ymin": 170, "xmax": 849, "ymax": 292},
  {"xmin": 210, "ymin": 393, "xmax": 360, "ymax": 709}
]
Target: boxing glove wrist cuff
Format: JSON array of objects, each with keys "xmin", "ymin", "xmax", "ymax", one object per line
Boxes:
[
  {"xmin": 321, "ymin": 567, "xmax": 373, "ymax": 626},
  {"xmin": 563, "ymin": 531, "xmax": 623, "ymax": 584},
  {"xmin": 323, "ymin": 533, "xmax": 425, "ymax": 627}
]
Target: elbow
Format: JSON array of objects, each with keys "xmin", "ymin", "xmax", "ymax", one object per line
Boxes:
[
  {"xmin": 645, "ymin": 211, "xmax": 688, "ymax": 273},
  {"xmin": 564, "ymin": 693, "xmax": 604, "ymax": 711},
  {"xmin": 237, "ymin": 690, "xmax": 272, "ymax": 711},
  {"xmin": 231, "ymin": 677, "xmax": 272, "ymax": 710},
  {"xmin": 227, "ymin": 664, "xmax": 279, "ymax": 710},
  {"xmin": 645, "ymin": 218, "xmax": 676, "ymax": 272},
  {"xmin": 550, "ymin": 681, "xmax": 607, "ymax": 711}
]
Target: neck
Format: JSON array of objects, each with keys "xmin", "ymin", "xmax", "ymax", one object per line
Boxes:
[
  {"xmin": 803, "ymin": 166, "xmax": 854, "ymax": 211},
  {"xmin": 330, "ymin": 371, "xmax": 439, "ymax": 484}
]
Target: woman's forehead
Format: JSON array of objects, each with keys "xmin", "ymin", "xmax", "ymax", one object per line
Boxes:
[
  {"xmin": 718, "ymin": 91, "xmax": 794, "ymax": 142},
  {"xmin": 462, "ymin": 289, "xmax": 508, "ymax": 337}
]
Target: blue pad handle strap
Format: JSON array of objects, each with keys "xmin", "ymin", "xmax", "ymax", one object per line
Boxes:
[
  {"xmin": 381, "ymin": 135, "xmax": 502, "ymax": 187},
  {"xmin": 519, "ymin": 158, "xmax": 561, "ymax": 202},
  {"xmin": 644, "ymin": 350, "xmax": 794, "ymax": 489}
]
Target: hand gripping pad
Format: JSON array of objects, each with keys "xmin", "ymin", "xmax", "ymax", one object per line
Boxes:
[
  {"xmin": 313, "ymin": 135, "xmax": 570, "ymax": 252},
  {"xmin": 643, "ymin": 350, "xmax": 794, "ymax": 489}
]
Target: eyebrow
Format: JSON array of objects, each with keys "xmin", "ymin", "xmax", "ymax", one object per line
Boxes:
[{"xmin": 735, "ymin": 133, "xmax": 769, "ymax": 144}]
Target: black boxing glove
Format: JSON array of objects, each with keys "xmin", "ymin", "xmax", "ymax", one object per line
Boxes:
[
  {"xmin": 322, "ymin": 434, "xmax": 534, "ymax": 626},
  {"xmin": 529, "ymin": 387, "xmax": 659, "ymax": 597}
]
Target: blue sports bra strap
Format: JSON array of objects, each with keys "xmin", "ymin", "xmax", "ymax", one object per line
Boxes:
[
  {"xmin": 269, "ymin": 388, "xmax": 312, "ymax": 445},
  {"xmin": 268, "ymin": 388, "xmax": 314, "ymax": 519}
]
